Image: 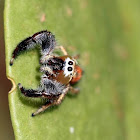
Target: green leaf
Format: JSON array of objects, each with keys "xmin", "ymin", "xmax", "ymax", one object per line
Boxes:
[{"xmin": 5, "ymin": 0, "xmax": 140, "ymax": 140}]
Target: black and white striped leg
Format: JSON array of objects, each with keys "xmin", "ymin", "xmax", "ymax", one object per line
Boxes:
[
  {"xmin": 10, "ymin": 30, "xmax": 56, "ymax": 66},
  {"xmin": 18, "ymin": 83, "xmax": 43, "ymax": 97}
]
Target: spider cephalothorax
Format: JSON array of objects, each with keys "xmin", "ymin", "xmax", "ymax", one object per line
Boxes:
[{"xmin": 10, "ymin": 30, "xmax": 82, "ymax": 116}]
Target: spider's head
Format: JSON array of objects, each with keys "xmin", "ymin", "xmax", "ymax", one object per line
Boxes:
[
  {"xmin": 63, "ymin": 57, "xmax": 83, "ymax": 85},
  {"xmin": 54, "ymin": 55, "xmax": 78, "ymax": 85},
  {"xmin": 55, "ymin": 55, "xmax": 82, "ymax": 85},
  {"xmin": 63, "ymin": 57, "xmax": 76, "ymax": 78}
]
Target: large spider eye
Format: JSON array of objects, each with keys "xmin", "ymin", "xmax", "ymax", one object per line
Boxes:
[
  {"xmin": 68, "ymin": 61, "xmax": 73, "ymax": 65},
  {"xmin": 68, "ymin": 67, "xmax": 73, "ymax": 71}
]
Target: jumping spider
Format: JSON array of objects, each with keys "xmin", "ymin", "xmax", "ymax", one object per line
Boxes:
[{"xmin": 10, "ymin": 30, "xmax": 82, "ymax": 117}]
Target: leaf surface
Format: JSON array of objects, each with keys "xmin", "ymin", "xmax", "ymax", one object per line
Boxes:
[{"xmin": 5, "ymin": 0, "xmax": 140, "ymax": 140}]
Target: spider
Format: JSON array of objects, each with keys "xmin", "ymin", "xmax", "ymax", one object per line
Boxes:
[{"xmin": 10, "ymin": 30, "xmax": 82, "ymax": 117}]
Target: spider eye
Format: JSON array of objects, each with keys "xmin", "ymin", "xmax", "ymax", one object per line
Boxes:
[
  {"xmin": 68, "ymin": 67, "xmax": 73, "ymax": 71},
  {"xmin": 68, "ymin": 61, "xmax": 73, "ymax": 65}
]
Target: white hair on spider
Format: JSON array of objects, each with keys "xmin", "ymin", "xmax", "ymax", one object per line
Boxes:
[{"xmin": 63, "ymin": 57, "xmax": 75, "ymax": 77}]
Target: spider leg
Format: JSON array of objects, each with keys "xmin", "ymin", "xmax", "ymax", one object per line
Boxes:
[
  {"xmin": 53, "ymin": 86, "xmax": 70, "ymax": 105},
  {"xmin": 32, "ymin": 86, "xmax": 69, "ymax": 116},
  {"xmin": 69, "ymin": 86, "xmax": 80, "ymax": 94},
  {"xmin": 10, "ymin": 30, "xmax": 56, "ymax": 66},
  {"xmin": 18, "ymin": 83, "xmax": 44, "ymax": 97},
  {"xmin": 40, "ymin": 69, "xmax": 56, "ymax": 81},
  {"xmin": 32, "ymin": 101, "xmax": 53, "ymax": 117},
  {"xmin": 40, "ymin": 65, "xmax": 54, "ymax": 74},
  {"xmin": 56, "ymin": 46, "xmax": 68, "ymax": 55},
  {"xmin": 40, "ymin": 46, "xmax": 68, "ymax": 64},
  {"xmin": 53, "ymin": 93, "xmax": 66, "ymax": 105},
  {"xmin": 18, "ymin": 83, "xmax": 59, "ymax": 100},
  {"xmin": 40, "ymin": 54, "xmax": 54, "ymax": 64},
  {"xmin": 32, "ymin": 94, "xmax": 66, "ymax": 117}
]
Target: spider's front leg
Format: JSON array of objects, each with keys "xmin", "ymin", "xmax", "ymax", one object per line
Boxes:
[
  {"xmin": 10, "ymin": 30, "xmax": 56, "ymax": 65},
  {"xmin": 18, "ymin": 83, "xmax": 45, "ymax": 97},
  {"xmin": 18, "ymin": 83, "xmax": 57, "ymax": 99},
  {"xmin": 39, "ymin": 46, "xmax": 67, "ymax": 64}
]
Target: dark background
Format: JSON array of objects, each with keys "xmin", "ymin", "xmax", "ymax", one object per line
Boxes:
[{"xmin": 0, "ymin": 0, "xmax": 14, "ymax": 139}]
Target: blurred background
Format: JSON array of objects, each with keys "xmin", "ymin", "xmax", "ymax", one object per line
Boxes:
[{"xmin": 0, "ymin": 0, "xmax": 14, "ymax": 139}]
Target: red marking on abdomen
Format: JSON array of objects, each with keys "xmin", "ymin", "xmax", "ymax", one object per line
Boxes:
[{"xmin": 70, "ymin": 66, "xmax": 83, "ymax": 84}]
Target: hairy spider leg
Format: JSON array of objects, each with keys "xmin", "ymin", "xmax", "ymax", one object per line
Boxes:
[
  {"xmin": 32, "ymin": 87, "xmax": 69, "ymax": 116},
  {"xmin": 10, "ymin": 30, "xmax": 56, "ymax": 66},
  {"xmin": 18, "ymin": 83, "xmax": 45, "ymax": 97},
  {"xmin": 53, "ymin": 93, "xmax": 66, "ymax": 105},
  {"xmin": 32, "ymin": 101, "xmax": 52, "ymax": 116},
  {"xmin": 18, "ymin": 83, "xmax": 60, "ymax": 100},
  {"xmin": 40, "ymin": 65, "xmax": 54, "ymax": 74},
  {"xmin": 40, "ymin": 46, "xmax": 67, "ymax": 64},
  {"xmin": 40, "ymin": 54, "xmax": 55, "ymax": 64}
]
